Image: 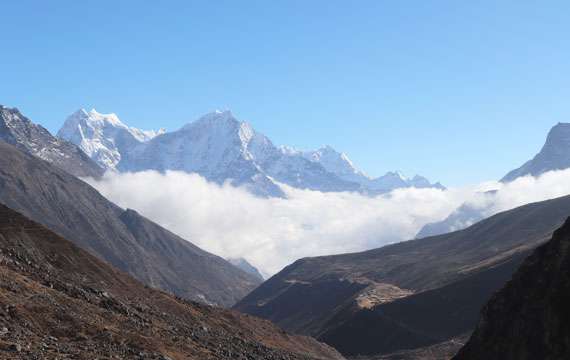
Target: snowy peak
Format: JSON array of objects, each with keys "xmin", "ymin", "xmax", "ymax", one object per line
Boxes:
[
  {"xmin": 182, "ymin": 110, "xmax": 257, "ymax": 148},
  {"xmin": 298, "ymin": 144, "xmax": 443, "ymax": 193},
  {"xmin": 59, "ymin": 107, "xmax": 444, "ymax": 196},
  {"xmin": 58, "ymin": 108, "xmax": 164, "ymax": 169},
  {"xmin": 502, "ymin": 122, "xmax": 570, "ymax": 182},
  {"xmin": 179, "ymin": 110, "xmax": 276, "ymax": 164},
  {"xmin": 62, "ymin": 108, "xmax": 163, "ymax": 142},
  {"xmin": 186, "ymin": 109, "xmax": 236, "ymax": 126},
  {"xmin": 116, "ymin": 110, "xmax": 285, "ymax": 197},
  {"xmin": 303, "ymin": 145, "xmax": 366, "ymax": 178}
]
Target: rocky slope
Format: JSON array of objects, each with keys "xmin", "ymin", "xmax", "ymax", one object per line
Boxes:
[
  {"xmin": 0, "ymin": 105, "xmax": 103, "ymax": 178},
  {"xmin": 235, "ymin": 194, "xmax": 570, "ymax": 357},
  {"xmin": 0, "ymin": 203, "xmax": 344, "ymax": 360},
  {"xmin": 0, "ymin": 140, "xmax": 261, "ymax": 307},
  {"xmin": 454, "ymin": 217, "xmax": 570, "ymax": 360},
  {"xmin": 59, "ymin": 109, "xmax": 442, "ymax": 196}
]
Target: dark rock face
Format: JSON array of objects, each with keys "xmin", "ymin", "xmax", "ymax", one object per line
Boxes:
[
  {"xmin": 454, "ymin": 217, "xmax": 570, "ymax": 360},
  {"xmin": 0, "ymin": 141, "xmax": 260, "ymax": 306},
  {"xmin": 0, "ymin": 204, "xmax": 344, "ymax": 360},
  {"xmin": 0, "ymin": 105, "xmax": 103, "ymax": 178},
  {"xmin": 235, "ymin": 195, "xmax": 570, "ymax": 356},
  {"xmin": 502, "ymin": 122, "xmax": 570, "ymax": 182}
]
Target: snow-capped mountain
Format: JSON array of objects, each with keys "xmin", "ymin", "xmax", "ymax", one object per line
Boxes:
[
  {"xmin": 0, "ymin": 105, "xmax": 103, "ymax": 178},
  {"xmin": 502, "ymin": 122, "xmax": 570, "ymax": 182},
  {"xmin": 58, "ymin": 109, "xmax": 164, "ymax": 170},
  {"xmin": 118, "ymin": 110, "xmax": 286, "ymax": 197},
  {"xmin": 58, "ymin": 109, "xmax": 443, "ymax": 196},
  {"xmin": 296, "ymin": 146, "xmax": 444, "ymax": 194},
  {"xmin": 298, "ymin": 145, "xmax": 368, "ymax": 184}
]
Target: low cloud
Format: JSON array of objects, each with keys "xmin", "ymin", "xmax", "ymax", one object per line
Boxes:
[
  {"xmin": 466, "ymin": 169, "xmax": 570, "ymax": 218},
  {"xmin": 86, "ymin": 169, "xmax": 570, "ymax": 276}
]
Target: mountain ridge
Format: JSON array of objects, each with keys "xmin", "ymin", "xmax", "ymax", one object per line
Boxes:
[
  {"xmin": 58, "ymin": 108, "xmax": 443, "ymax": 196},
  {"xmin": 0, "ymin": 105, "xmax": 103, "ymax": 178}
]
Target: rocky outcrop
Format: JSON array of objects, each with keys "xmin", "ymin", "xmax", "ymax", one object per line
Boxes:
[{"xmin": 454, "ymin": 217, "xmax": 570, "ymax": 360}]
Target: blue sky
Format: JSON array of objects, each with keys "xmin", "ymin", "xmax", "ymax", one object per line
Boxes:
[{"xmin": 1, "ymin": 1, "xmax": 569, "ymax": 186}]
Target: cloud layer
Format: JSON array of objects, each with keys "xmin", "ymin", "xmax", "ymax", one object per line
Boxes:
[{"xmin": 87, "ymin": 169, "xmax": 570, "ymax": 276}]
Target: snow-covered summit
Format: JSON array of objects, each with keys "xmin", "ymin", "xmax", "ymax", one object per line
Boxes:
[
  {"xmin": 180, "ymin": 110, "xmax": 260, "ymax": 155},
  {"xmin": 58, "ymin": 109, "xmax": 164, "ymax": 170},
  {"xmin": 368, "ymin": 171, "xmax": 445, "ymax": 193},
  {"xmin": 302, "ymin": 146, "xmax": 368, "ymax": 181},
  {"xmin": 286, "ymin": 145, "xmax": 444, "ymax": 193},
  {"xmin": 59, "ymin": 108, "xmax": 444, "ymax": 196}
]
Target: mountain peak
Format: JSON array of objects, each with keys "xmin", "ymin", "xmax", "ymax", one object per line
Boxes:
[
  {"xmin": 195, "ymin": 109, "xmax": 236, "ymax": 123},
  {"xmin": 59, "ymin": 107, "xmax": 444, "ymax": 196},
  {"xmin": 58, "ymin": 108, "xmax": 164, "ymax": 170},
  {"xmin": 502, "ymin": 122, "xmax": 570, "ymax": 182},
  {"xmin": 544, "ymin": 122, "xmax": 570, "ymax": 147},
  {"xmin": 228, "ymin": 257, "xmax": 265, "ymax": 281},
  {"xmin": 67, "ymin": 108, "xmax": 123, "ymax": 127},
  {"xmin": 384, "ymin": 170, "xmax": 406, "ymax": 179},
  {"xmin": 181, "ymin": 110, "xmax": 242, "ymax": 132},
  {"xmin": 317, "ymin": 144, "xmax": 338, "ymax": 153}
]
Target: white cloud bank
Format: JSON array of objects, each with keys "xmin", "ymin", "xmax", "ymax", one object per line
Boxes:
[{"xmin": 86, "ymin": 169, "xmax": 570, "ymax": 276}]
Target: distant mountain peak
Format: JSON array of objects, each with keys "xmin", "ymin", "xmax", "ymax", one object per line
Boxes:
[
  {"xmin": 228, "ymin": 257, "xmax": 265, "ymax": 282},
  {"xmin": 180, "ymin": 110, "xmax": 259, "ymax": 149},
  {"xmin": 58, "ymin": 108, "xmax": 165, "ymax": 169},
  {"xmin": 384, "ymin": 170, "xmax": 406, "ymax": 179},
  {"xmin": 185, "ymin": 109, "xmax": 237, "ymax": 128},
  {"xmin": 59, "ymin": 108, "xmax": 444, "ymax": 196},
  {"xmin": 502, "ymin": 122, "xmax": 570, "ymax": 182},
  {"xmin": 312, "ymin": 145, "xmax": 356, "ymax": 166}
]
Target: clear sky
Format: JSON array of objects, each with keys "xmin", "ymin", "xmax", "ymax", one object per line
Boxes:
[{"xmin": 1, "ymin": 1, "xmax": 569, "ymax": 186}]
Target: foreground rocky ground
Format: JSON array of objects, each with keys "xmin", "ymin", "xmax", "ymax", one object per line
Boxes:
[{"xmin": 0, "ymin": 204, "xmax": 344, "ymax": 360}]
